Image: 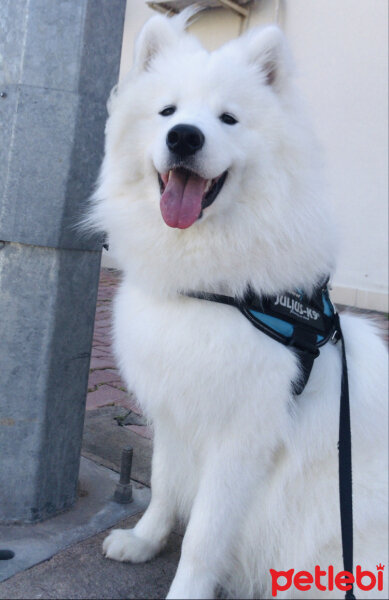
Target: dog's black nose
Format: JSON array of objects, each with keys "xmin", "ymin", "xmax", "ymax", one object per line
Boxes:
[{"xmin": 166, "ymin": 124, "xmax": 205, "ymax": 157}]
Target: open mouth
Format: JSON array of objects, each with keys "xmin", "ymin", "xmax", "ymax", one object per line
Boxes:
[{"xmin": 158, "ymin": 167, "xmax": 228, "ymax": 229}]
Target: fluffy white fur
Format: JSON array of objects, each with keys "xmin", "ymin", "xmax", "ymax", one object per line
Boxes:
[{"xmin": 90, "ymin": 11, "xmax": 388, "ymax": 599}]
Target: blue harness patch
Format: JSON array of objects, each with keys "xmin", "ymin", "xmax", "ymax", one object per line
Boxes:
[
  {"xmin": 240, "ymin": 282, "xmax": 337, "ymax": 352},
  {"xmin": 185, "ymin": 278, "xmax": 338, "ymax": 394}
]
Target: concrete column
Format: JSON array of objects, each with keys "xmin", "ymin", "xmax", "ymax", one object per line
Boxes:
[{"xmin": 0, "ymin": 0, "xmax": 126, "ymax": 523}]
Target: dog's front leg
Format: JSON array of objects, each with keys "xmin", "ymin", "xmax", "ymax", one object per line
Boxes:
[
  {"xmin": 167, "ymin": 440, "xmax": 266, "ymax": 600},
  {"xmin": 103, "ymin": 430, "xmax": 176, "ymax": 563}
]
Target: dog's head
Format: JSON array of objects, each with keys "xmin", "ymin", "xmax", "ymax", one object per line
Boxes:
[
  {"xmin": 93, "ymin": 11, "xmax": 336, "ymax": 295},
  {"xmin": 107, "ymin": 11, "xmax": 292, "ymax": 228}
]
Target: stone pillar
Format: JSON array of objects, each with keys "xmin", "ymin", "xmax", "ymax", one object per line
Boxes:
[{"xmin": 0, "ymin": 0, "xmax": 126, "ymax": 523}]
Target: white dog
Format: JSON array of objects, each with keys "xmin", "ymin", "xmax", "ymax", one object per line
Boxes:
[{"xmin": 90, "ymin": 10, "xmax": 388, "ymax": 599}]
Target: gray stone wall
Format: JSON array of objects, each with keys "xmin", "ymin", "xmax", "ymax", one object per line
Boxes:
[{"xmin": 0, "ymin": 0, "xmax": 126, "ymax": 523}]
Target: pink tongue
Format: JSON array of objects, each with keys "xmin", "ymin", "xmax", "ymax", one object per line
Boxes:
[{"xmin": 160, "ymin": 170, "xmax": 207, "ymax": 229}]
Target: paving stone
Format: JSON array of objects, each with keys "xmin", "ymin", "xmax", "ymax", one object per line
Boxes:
[
  {"xmin": 94, "ymin": 318, "xmax": 112, "ymax": 328},
  {"xmin": 86, "ymin": 395, "xmax": 113, "ymax": 411},
  {"xmin": 93, "ymin": 328, "xmax": 112, "ymax": 337},
  {"xmin": 92, "ymin": 345, "xmax": 114, "ymax": 355},
  {"xmin": 92, "ymin": 349, "xmax": 112, "ymax": 357},
  {"xmin": 91, "ymin": 347, "xmax": 110, "ymax": 356},
  {"xmin": 95, "ymin": 312, "xmax": 111, "ymax": 321},
  {"xmin": 100, "ymin": 269, "xmax": 121, "ymax": 282},
  {"xmin": 95, "ymin": 312, "xmax": 112, "ymax": 327},
  {"xmin": 87, "ymin": 369, "xmax": 123, "ymax": 389},
  {"xmin": 115, "ymin": 394, "xmax": 142, "ymax": 414},
  {"xmin": 95, "ymin": 305, "xmax": 111, "ymax": 314},
  {"xmin": 98, "ymin": 287, "xmax": 116, "ymax": 296},
  {"xmin": 89, "ymin": 357, "xmax": 116, "ymax": 370},
  {"xmin": 91, "ymin": 350, "xmax": 113, "ymax": 362},
  {"xmin": 86, "ymin": 385, "xmax": 128, "ymax": 410},
  {"xmin": 94, "ymin": 319, "xmax": 112, "ymax": 326},
  {"xmin": 93, "ymin": 321, "xmax": 111, "ymax": 329},
  {"xmin": 92, "ymin": 335, "xmax": 111, "ymax": 345},
  {"xmin": 92, "ymin": 332, "xmax": 112, "ymax": 342},
  {"xmin": 94, "ymin": 314, "xmax": 111, "ymax": 323},
  {"xmin": 125, "ymin": 425, "xmax": 154, "ymax": 440},
  {"xmin": 93, "ymin": 326, "xmax": 112, "ymax": 338}
]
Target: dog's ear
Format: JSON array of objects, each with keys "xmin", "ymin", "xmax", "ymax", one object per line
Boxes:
[
  {"xmin": 133, "ymin": 8, "xmax": 200, "ymax": 74},
  {"xmin": 133, "ymin": 16, "xmax": 178, "ymax": 73},
  {"xmin": 244, "ymin": 25, "xmax": 291, "ymax": 90}
]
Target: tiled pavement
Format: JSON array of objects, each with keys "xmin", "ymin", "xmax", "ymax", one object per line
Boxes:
[{"xmin": 86, "ymin": 269, "xmax": 153, "ymax": 441}]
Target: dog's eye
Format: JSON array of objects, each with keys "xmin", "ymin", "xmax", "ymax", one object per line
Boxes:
[
  {"xmin": 159, "ymin": 105, "xmax": 176, "ymax": 117},
  {"xmin": 219, "ymin": 113, "xmax": 238, "ymax": 125}
]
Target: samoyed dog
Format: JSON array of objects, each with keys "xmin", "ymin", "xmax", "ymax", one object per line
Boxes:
[{"xmin": 90, "ymin": 10, "xmax": 388, "ymax": 599}]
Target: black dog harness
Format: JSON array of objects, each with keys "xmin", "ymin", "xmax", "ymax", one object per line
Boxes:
[{"xmin": 185, "ymin": 279, "xmax": 355, "ymax": 599}]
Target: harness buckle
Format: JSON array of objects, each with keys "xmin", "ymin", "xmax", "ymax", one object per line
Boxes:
[
  {"xmin": 330, "ymin": 318, "xmax": 342, "ymax": 344},
  {"xmin": 331, "ymin": 329, "xmax": 339, "ymax": 344}
]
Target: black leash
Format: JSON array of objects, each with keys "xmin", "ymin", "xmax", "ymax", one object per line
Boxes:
[
  {"xmin": 185, "ymin": 288, "xmax": 355, "ymax": 599},
  {"xmin": 335, "ymin": 313, "xmax": 355, "ymax": 599}
]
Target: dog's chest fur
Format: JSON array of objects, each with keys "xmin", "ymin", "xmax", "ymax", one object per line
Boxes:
[
  {"xmin": 113, "ymin": 280, "xmax": 298, "ymax": 423},
  {"xmin": 112, "ymin": 279, "xmax": 349, "ymax": 586}
]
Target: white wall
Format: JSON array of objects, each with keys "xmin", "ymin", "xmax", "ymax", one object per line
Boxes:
[
  {"xmin": 275, "ymin": 0, "xmax": 388, "ymax": 311},
  {"xmin": 103, "ymin": 0, "xmax": 388, "ymax": 312}
]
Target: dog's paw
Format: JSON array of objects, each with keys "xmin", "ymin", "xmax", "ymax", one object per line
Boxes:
[{"xmin": 102, "ymin": 529, "xmax": 158, "ymax": 563}]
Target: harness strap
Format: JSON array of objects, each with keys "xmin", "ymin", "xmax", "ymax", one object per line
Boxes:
[
  {"xmin": 292, "ymin": 349, "xmax": 316, "ymax": 395},
  {"xmin": 185, "ymin": 291, "xmax": 237, "ymax": 308}
]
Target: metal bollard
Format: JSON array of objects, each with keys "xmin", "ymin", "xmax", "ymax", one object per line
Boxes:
[{"xmin": 113, "ymin": 447, "xmax": 133, "ymax": 504}]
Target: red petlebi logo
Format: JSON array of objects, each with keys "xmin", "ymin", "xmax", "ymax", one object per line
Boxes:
[{"xmin": 269, "ymin": 564, "xmax": 385, "ymax": 597}]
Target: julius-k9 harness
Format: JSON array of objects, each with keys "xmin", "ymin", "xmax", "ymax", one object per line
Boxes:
[{"xmin": 186, "ymin": 278, "xmax": 355, "ymax": 600}]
